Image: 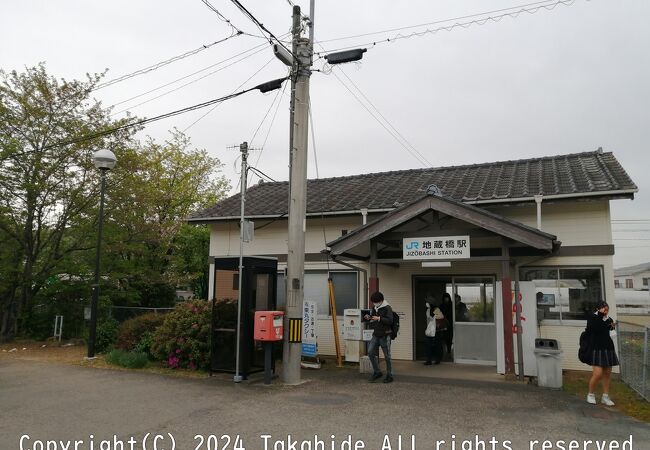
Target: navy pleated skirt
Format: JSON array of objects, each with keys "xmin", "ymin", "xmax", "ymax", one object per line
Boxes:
[{"xmin": 589, "ymin": 348, "xmax": 619, "ymax": 367}]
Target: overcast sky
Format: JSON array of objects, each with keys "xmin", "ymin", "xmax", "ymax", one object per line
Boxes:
[{"xmin": 2, "ymin": 0, "xmax": 649, "ymax": 268}]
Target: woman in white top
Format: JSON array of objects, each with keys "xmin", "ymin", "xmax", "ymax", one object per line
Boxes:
[{"xmin": 424, "ymin": 301, "xmax": 444, "ymax": 365}]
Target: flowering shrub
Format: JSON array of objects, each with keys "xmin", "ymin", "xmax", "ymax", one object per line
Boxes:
[{"xmin": 150, "ymin": 300, "xmax": 211, "ymax": 370}]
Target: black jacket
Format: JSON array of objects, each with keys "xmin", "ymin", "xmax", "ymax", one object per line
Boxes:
[
  {"xmin": 586, "ymin": 312, "xmax": 615, "ymax": 351},
  {"xmin": 370, "ymin": 303, "xmax": 394, "ymax": 338}
]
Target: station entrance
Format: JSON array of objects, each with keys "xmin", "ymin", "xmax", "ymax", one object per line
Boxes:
[{"xmin": 412, "ymin": 275, "xmax": 497, "ymax": 365}]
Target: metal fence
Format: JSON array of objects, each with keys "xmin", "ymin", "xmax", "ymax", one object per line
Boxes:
[
  {"xmin": 617, "ymin": 321, "xmax": 650, "ymax": 401},
  {"xmin": 110, "ymin": 306, "xmax": 174, "ymax": 322}
]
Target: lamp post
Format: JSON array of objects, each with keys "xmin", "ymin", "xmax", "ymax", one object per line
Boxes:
[{"xmin": 87, "ymin": 149, "xmax": 117, "ymax": 358}]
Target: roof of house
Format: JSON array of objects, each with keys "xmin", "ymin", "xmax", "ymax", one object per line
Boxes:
[
  {"xmin": 189, "ymin": 149, "xmax": 637, "ymax": 221},
  {"xmin": 615, "ymin": 262, "xmax": 650, "ymax": 277}
]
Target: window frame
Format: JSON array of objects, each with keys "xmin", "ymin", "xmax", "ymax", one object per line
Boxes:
[{"xmin": 519, "ymin": 265, "xmax": 606, "ymax": 324}]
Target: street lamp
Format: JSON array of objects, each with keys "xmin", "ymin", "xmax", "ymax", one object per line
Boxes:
[{"xmin": 87, "ymin": 149, "xmax": 117, "ymax": 358}]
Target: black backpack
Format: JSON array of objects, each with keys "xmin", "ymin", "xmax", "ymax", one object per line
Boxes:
[
  {"xmin": 578, "ymin": 329, "xmax": 591, "ymax": 364},
  {"xmin": 390, "ymin": 311, "xmax": 400, "ymax": 340}
]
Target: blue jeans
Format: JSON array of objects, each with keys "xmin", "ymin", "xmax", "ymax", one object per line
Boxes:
[{"xmin": 368, "ymin": 335, "xmax": 392, "ymax": 376}]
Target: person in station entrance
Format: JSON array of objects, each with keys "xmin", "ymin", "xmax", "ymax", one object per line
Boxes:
[
  {"xmin": 424, "ymin": 300, "xmax": 444, "ymax": 365},
  {"xmin": 440, "ymin": 292, "xmax": 454, "ymax": 359},
  {"xmin": 365, "ymin": 291, "xmax": 394, "ymax": 383},
  {"xmin": 455, "ymin": 294, "xmax": 468, "ymax": 322}
]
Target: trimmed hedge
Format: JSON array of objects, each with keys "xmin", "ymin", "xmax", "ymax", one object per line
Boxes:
[{"xmin": 106, "ymin": 349, "xmax": 149, "ymax": 368}]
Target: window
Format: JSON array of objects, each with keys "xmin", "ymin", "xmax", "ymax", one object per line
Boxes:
[
  {"xmin": 449, "ymin": 278, "xmax": 495, "ymax": 323},
  {"xmin": 520, "ymin": 267, "xmax": 603, "ymax": 321},
  {"xmin": 276, "ymin": 271, "xmax": 358, "ymax": 316},
  {"xmin": 643, "ymin": 278, "xmax": 649, "ymax": 287},
  {"xmin": 626, "ymin": 279, "xmax": 634, "ymax": 289},
  {"xmin": 614, "ymin": 279, "xmax": 621, "ymax": 289}
]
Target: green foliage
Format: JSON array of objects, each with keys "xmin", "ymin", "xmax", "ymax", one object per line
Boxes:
[
  {"xmin": 0, "ymin": 65, "xmax": 229, "ymax": 341},
  {"xmin": 467, "ymin": 301, "xmax": 494, "ymax": 322},
  {"xmin": 115, "ymin": 313, "xmax": 165, "ymax": 351},
  {"xmin": 151, "ymin": 300, "xmax": 211, "ymax": 370},
  {"xmin": 134, "ymin": 331, "xmax": 155, "ymax": 358},
  {"xmin": 0, "ymin": 63, "xmax": 138, "ymax": 340},
  {"xmin": 105, "ymin": 349, "xmax": 149, "ymax": 369},
  {"xmin": 95, "ymin": 317, "xmax": 120, "ymax": 353}
]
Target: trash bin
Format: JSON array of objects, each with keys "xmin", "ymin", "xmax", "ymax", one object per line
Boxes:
[{"xmin": 534, "ymin": 338, "xmax": 563, "ymax": 389}]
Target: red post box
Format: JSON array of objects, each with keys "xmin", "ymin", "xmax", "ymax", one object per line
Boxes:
[{"xmin": 254, "ymin": 311, "xmax": 284, "ymax": 341}]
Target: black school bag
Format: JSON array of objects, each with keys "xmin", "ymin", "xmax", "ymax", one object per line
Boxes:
[
  {"xmin": 578, "ymin": 328, "xmax": 592, "ymax": 364},
  {"xmin": 390, "ymin": 311, "xmax": 400, "ymax": 340}
]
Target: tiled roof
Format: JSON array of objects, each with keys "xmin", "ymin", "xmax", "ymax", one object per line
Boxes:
[{"xmin": 190, "ymin": 150, "xmax": 637, "ymax": 221}]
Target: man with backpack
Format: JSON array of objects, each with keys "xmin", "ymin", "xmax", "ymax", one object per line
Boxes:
[{"xmin": 365, "ymin": 291, "xmax": 395, "ymax": 383}]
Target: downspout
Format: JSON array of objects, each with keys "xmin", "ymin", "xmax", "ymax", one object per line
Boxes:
[
  {"xmin": 534, "ymin": 195, "xmax": 543, "ymax": 230},
  {"xmin": 360, "ymin": 208, "xmax": 368, "ymax": 225}
]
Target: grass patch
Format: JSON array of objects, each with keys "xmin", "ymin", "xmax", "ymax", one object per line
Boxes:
[
  {"xmin": 105, "ymin": 349, "xmax": 149, "ymax": 369},
  {"xmin": 563, "ymin": 370, "xmax": 650, "ymax": 422}
]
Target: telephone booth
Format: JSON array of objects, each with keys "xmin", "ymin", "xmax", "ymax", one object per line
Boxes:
[{"xmin": 209, "ymin": 256, "xmax": 278, "ymax": 377}]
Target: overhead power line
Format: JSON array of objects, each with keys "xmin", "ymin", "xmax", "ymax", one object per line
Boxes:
[
  {"xmin": 94, "ymin": 32, "xmax": 243, "ymax": 91},
  {"xmin": 229, "ymin": 0, "xmax": 296, "ymax": 58},
  {"xmin": 315, "ymin": 0, "xmax": 587, "ymax": 57},
  {"xmin": 111, "ymin": 44, "xmax": 270, "ymax": 116},
  {"xmin": 108, "ymin": 34, "xmax": 290, "ymax": 114},
  {"xmin": 335, "ymin": 66, "xmax": 432, "ymax": 166},
  {"xmin": 45, "ymin": 77, "xmax": 288, "ymax": 150},
  {"xmin": 182, "ymin": 56, "xmax": 277, "ymax": 132},
  {"xmin": 329, "ymin": 68, "xmax": 430, "ymax": 167}
]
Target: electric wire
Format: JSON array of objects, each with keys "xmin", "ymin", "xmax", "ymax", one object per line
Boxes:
[
  {"xmin": 307, "ymin": 97, "xmax": 332, "ymax": 272},
  {"xmin": 44, "ymin": 78, "xmax": 288, "ymax": 150},
  {"xmin": 94, "ymin": 32, "xmax": 243, "ymax": 91},
  {"xmin": 248, "ymin": 79, "xmax": 289, "ymax": 184},
  {"xmin": 200, "ymin": 0, "xmax": 247, "ymax": 34},
  {"xmin": 107, "ymin": 32, "xmax": 290, "ymax": 113},
  {"xmin": 182, "ymin": 56, "xmax": 277, "ymax": 132},
  {"xmin": 329, "ymin": 69, "xmax": 429, "ymax": 167},
  {"xmin": 318, "ymin": 0, "xmax": 571, "ymax": 45},
  {"xmin": 248, "ymin": 166, "xmax": 277, "ymax": 182},
  {"xmin": 335, "ymin": 66, "xmax": 432, "ymax": 167},
  {"xmin": 110, "ymin": 44, "xmax": 271, "ymax": 116},
  {"xmin": 229, "ymin": 0, "xmax": 296, "ymax": 58},
  {"xmin": 314, "ymin": 0, "xmax": 585, "ymax": 57}
]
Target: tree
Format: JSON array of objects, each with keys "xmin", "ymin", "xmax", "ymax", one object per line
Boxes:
[
  {"xmin": 101, "ymin": 130, "xmax": 228, "ymax": 307},
  {"xmin": 0, "ymin": 64, "xmax": 137, "ymax": 340}
]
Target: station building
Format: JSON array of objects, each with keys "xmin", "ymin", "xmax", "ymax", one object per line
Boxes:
[{"xmin": 189, "ymin": 149, "xmax": 637, "ymax": 374}]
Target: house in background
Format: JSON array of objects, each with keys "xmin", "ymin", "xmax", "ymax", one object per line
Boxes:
[
  {"xmin": 190, "ymin": 149, "xmax": 637, "ymax": 372},
  {"xmin": 614, "ymin": 262, "xmax": 650, "ymax": 290}
]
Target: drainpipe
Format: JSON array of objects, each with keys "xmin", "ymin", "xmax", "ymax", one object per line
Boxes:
[
  {"xmin": 360, "ymin": 208, "xmax": 368, "ymax": 225},
  {"xmin": 534, "ymin": 195, "xmax": 543, "ymax": 230}
]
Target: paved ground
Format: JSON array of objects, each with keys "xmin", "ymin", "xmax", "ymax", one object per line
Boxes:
[{"xmin": 1, "ymin": 358, "xmax": 649, "ymax": 450}]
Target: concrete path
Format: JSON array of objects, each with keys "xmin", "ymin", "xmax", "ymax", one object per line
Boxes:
[{"xmin": 1, "ymin": 359, "xmax": 648, "ymax": 450}]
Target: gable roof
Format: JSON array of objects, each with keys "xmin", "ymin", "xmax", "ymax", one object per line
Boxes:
[
  {"xmin": 326, "ymin": 193, "xmax": 559, "ymax": 256},
  {"xmin": 615, "ymin": 262, "xmax": 650, "ymax": 277},
  {"xmin": 189, "ymin": 149, "xmax": 637, "ymax": 222}
]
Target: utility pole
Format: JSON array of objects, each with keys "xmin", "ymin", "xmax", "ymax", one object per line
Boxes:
[
  {"xmin": 234, "ymin": 141, "xmax": 248, "ymax": 383},
  {"xmin": 282, "ymin": 4, "xmax": 313, "ymax": 385}
]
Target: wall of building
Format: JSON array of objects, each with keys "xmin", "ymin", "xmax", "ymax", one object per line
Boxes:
[{"xmin": 207, "ymin": 199, "xmax": 618, "ymax": 371}]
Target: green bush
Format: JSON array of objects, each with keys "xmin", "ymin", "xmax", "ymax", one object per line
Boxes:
[
  {"xmin": 105, "ymin": 349, "xmax": 149, "ymax": 368},
  {"xmin": 151, "ymin": 299, "xmax": 211, "ymax": 370},
  {"xmin": 134, "ymin": 331, "xmax": 155, "ymax": 358},
  {"xmin": 95, "ymin": 317, "xmax": 120, "ymax": 353},
  {"xmin": 115, "ymin": 313, "xmax": 165, "ymax": 351}
]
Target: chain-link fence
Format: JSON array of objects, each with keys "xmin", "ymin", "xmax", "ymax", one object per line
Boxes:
[
  {"xmin": 110, "ymin": 306, "xmax": 174, "ymax": 322},
  {"xmin": 617, "ymin": 321, "xmax": 650, "ymax": 401}
]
